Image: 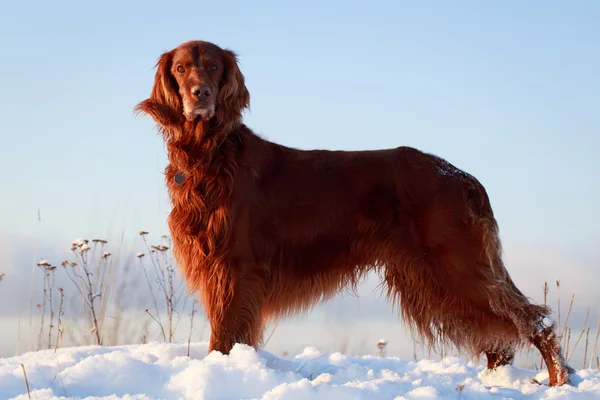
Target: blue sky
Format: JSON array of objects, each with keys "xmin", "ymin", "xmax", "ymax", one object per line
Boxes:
[{"xmin": 0, "ymin": 0, "xmax": 598, "ymax": 359}]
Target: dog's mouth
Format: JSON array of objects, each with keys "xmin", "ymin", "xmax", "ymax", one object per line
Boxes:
[{"xmin": 184, "ymin": 105, "xmax": 216, "ymax": 121}]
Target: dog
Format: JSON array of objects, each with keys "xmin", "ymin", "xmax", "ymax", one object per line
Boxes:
[{"xmin": 135, "ymin": 40, "xmax": 573, "ymax": 386}]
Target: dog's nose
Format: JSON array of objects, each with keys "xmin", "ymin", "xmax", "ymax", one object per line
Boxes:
[{"xmin": 192, "ymin": 85, "xmax": 212, "ymax": 101}]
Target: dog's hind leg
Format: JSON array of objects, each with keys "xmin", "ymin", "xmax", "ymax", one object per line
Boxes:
[
  {"xmin": 398, "ymin": 195, "xmax": 574, "ymax": 385},
  {"xmin": 484, "ymin": 347, "xmax": 515, "ymax": 369}
]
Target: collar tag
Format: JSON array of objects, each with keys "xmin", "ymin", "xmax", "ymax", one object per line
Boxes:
[{"xmin": 174, "ymin": 172, "xmax": 186, "ymax": 185}]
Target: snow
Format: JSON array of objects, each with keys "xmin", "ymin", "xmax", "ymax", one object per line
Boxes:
[{"xmin": 1, "ymin": 342, "xmax": 598, "ymax": 399}]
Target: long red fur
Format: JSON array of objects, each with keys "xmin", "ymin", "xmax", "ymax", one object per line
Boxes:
[{"xmin": 136, "ymin": 40, "xmax": 574, "ymax": 386}]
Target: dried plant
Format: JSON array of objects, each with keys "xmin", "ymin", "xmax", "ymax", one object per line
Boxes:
[
  {"xmin": 54, "ymin": 288, "xmax": 65, "ymax": 351},
  {"xmin": 377, "ymin": 339, "xmax": 388, "ymax": 357},
  {"xmin": 137, "ymin": 231, "xmax": 190, "ymax": 342},
  {"xmin": 20, "ymin": 363, "xmax": 31, "ymax": 399},
  {"xmin": 567, "ymin": 307, "xmax": 590, "ymax": 362},
  {"xmin": 61, "ymin": 238, "xmax": 115, "ymax": 345},
  {"xmin": 35, "ymin": 260, "xmax": 59, "ymax": 350},
  {"xmin": 556, "ymin": 281, "xmax": 561, "ymax": 335},
  {"xmin": 590, "ymin": 315, "xmax": 600, "ymax": 369},
  {"xmin": 187, "ymin": 300, "xmax": 197, "ymax": 357},
  {"xmin": 540, "ymin": 281, "xmax": 549, "ymax": 369}
]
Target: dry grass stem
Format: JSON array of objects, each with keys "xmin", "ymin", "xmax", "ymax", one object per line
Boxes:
[
  {"xmin": 139, "ymin": 233, "xmax": 190, "ymax": 343},
  {"xmin": 565, "ymin": 328, "xmax": 571, "ymax": 358},
  {"xmin": 590, "ymin": 315, "xmax": 600, "ymax": 369},
  {"xmin": 20, "ymin": 363, "xmax": 31, "ymax": 399},
  {"xmin": 187, "ymin": 300, "xmax": 197, "ymax": 357},
  {"xmin": 567, "ymin": 307, "xmax": 590, "ymax": 362},
  {"xmin": 556, "ymin": 281, "xmax": 561, "ymax": 337},
  {"xmin": 55, "ymin": 288, "xmax": 65, "ymax": 352},
  {"xmin": 540, "ymin": 281, "xmax": 548, "ymax": 370},
  {"xmin": 560, "ymin": 292, "xmax": 575, "ymax": 340},
  {"xmin": 583, "ymin": 327, "xmax": 591, "ymax": 369}
]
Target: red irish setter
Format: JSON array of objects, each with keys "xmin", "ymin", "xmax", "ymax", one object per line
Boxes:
[{"xmin": 136, "ymin": 40, "xmax": 573, "ymax": 385}]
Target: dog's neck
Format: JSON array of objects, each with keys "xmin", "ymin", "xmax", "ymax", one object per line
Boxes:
[{"xmin": 164, "ymin": 118, "xmax": 243, "ymax": 176}]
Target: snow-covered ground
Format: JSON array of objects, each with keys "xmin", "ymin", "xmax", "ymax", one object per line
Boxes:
[{"xmin": 1, "ymin": 342, "xmax": 598, "ymax": 399}]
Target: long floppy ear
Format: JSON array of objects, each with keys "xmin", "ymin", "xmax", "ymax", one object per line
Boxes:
[
  {"xmin": 215, "ymin": 49, "xmax": 250, "ymax": 129},
  {"xmin": 134, "ymin": 51, "xmax": 184, "ymax": 128}
]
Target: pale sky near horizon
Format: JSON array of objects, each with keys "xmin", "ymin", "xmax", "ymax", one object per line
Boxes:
[{"xmin": 1, "ymin": 1, "xmax": 599, "ymax": 361}]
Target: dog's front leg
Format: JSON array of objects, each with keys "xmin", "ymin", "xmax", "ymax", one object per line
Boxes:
[{"xmin": 206, "ymin": 264, "xmax": 267, "ymax": 355}]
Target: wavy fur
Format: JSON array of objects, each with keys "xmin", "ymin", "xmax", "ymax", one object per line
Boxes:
[{"xmin": 135, "ymin": 40, "xmax": 574, "ymax": 386}]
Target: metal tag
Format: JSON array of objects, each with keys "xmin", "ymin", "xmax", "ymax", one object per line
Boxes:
[{"xmin": 174, "ymin": 172, "xmax": 186, "ymax": 185}]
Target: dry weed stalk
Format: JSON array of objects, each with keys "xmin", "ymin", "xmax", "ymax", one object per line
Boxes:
[
  {"xmin": 55, "ymin": 288, "xmax": 65, "ymax": 352},
  {"xmin": 62, "ymin": 238, "xmax": 114, "ymax": 345},
  {"xmin": 583, "ymin": 327, "xmax": 591, "ymax": 369},
  {"xmin": 590, "ymin": 315, "xmax": 600, "ymax": 369},
  {"xmin": 36, "ymin": 261, "xmax": 59, "ymax": 350},
  {"xmin": 140, "ymin": 319, "xmax": 149, "ymax": 344},
  {"xmin": 560, "ymin": 293, "xmax": 575, "ymax": 341},
  {"xmin": 540, "ymin": 281, "xmax": 548, "ymax": 370},
  {"xmin": 187, "ymin": 300, "xmax": 197, "ymax": 357},
  {"xmin": 20, "ymin": 363, "xmax": 31, "ymax": 399},
  {"xmin": 377, "ymin": 339, "xmax": 388, "ymax": 357},
  {"xmin": 556, "ymin": 281, "xmax": 561, "ymax": 336},
  {"xmin": 565, "ymin": 328, "xmax": 571, "ymax": 358},
  {"xmin": 566, "ymin": 306, "xmax": 590, "ymax": 362},
  {"xmin": 138, "ymin": 231, "xmax": 189, "ymax": 342}
]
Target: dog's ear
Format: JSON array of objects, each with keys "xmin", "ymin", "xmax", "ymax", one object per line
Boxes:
[
  {"xmin": 135, "ymin": 51, "xmax": 184, "ymax": 128},
  {"xmin": 215, "ymin": 49, "xmax": 250, "ymax": 128}
]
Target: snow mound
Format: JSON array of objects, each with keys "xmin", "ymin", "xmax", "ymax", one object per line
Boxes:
[{"xmin": 0, "ymin": 342, "xmax": 598, "ymax": 399}]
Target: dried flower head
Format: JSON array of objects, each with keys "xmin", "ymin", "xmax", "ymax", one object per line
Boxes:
[
  {"xmin": 37, "ymin": 260, "xmax": 51, "ymax": 267},
  {"xmin": 137, "ymin": 253, "xmax": 145, "ymax": 258},
  {"xmin": 139, "ymin": 231, "xmax": 149, "ymax": 236},
  {"xmin": 92, "ymin": 238, "xmax": 108, "ymax": 244},
  {"xmin": 101, "ymin": 252, "xmax": 112, "ymax": 259},
  {"xmin": 73, "ymin": 238, "xmax": 89, "ymax": 248}
]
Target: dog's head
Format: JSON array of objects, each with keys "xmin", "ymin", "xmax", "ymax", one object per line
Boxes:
[{"xmin": 136, "ymin": 40, "xmax": 250, "ymax": 131}]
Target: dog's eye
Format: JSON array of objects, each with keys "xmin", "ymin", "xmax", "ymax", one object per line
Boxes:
[
  {"xmin": 210, "ymin": 64, "xmax": 218, "ymax": 72},
  {"xmin": 176, "ymin": 65, "xmax": 185, "ymax": 74}
]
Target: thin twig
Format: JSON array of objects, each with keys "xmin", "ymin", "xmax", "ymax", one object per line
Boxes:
[
  {"xmin": 21, "ymin": 363, "xmax": 31, "ymax": 399},
  {"xmin": 47, "ymin": 269, "xmax": 55, "ymax": 350},
  {"xmin": 263, "ymin": 324, "xmax": 278, "ymax": 348},
  {"xmin": 556, "ymin": 281, "xmax": 561, "ymax": 338},
  {"xmin": 145, "ymin": 309, "xmax": 166, "ymax": 340},
  {"xmin": 583, "ymin": 327, "xmax": 591, "ymax": 369},
  {"xmin": 567, "ymin": 307, "xmax": 590, "ymax": 362},
  {"xmin": 560, "ymin": 293, "xmax": 575, "ymax": 340},
  {"xmin": 187, "ymin": 301, "xmax": 197, "ymax": 357},
  {"xmin": 589, "ymin": 315, "xmax": 600, "ymax": 369},
  {"xmin": 565, "ymin": 328, "xmax": 571, "ymax": 359},
  {"xmin": 540, "ymin": 281, "xmax": 548, "ymax": 370},
  {"xmin": 37, "ymin": 268, "xmax": 48, "ymax": 351},
  {"xmin": 55, "ymin": 288, "xmax": 65, "ymax": 352},
  {"xmin": 100, "ymin": 230, "xmax": 125, "ymax": 345},
  {"xmin": 139, "ymin": 258, "xmax": 166, "ymax": 341}
]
